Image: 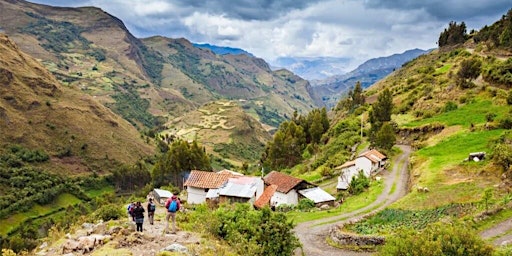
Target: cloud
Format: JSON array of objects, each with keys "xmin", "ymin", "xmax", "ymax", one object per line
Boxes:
[
  {"xmin": 364, "ymin": 0, "xmax": 510, "ymax": 21},
  {"xmin": 26, "ymin": 0, "xmax": 509, "ymax": 69}
]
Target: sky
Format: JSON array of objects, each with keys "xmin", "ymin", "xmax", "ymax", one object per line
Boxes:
[{"xmin": 28, "ymin": 0, "xmax": 510, "ymax": 69}]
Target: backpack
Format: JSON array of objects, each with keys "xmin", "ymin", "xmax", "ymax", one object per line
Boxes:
[
  {"xmin": 149, "ymin": 203, "xmax": 156, "ymax": 212},
  {"xmin": 168, "ymin": 200, "xmax": 178, "ymax": 212}
]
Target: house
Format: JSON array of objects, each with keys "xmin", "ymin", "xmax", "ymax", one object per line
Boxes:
[
  {"xmin": 152, "ymin": 188, "xmax": 173, "ymax": 205},
  {"xmin": 336, "ymin": 149, "xmax": 387, "ymax": 190},
  {"xmin": 298, "ymin": 187, "xmax": 336, "ymax": 207},
  {"xmin": 183, "ymin": 170, "xmax": 234, "ymax": 204},
  {"xmin": 356, "ymin": 149, "xmax": 387, "ymax": 176},
  {"xmin": 263, "ymin": 171, "xmax": 315, "ymax": 206},
  {"xmin": 335, "ymin": 160, "xmax": 358, "ymax": 190},
  {"xmin": 254, "ymin": 184, "xmax": 278, "ymax": 209},
  {"xmin": 218, "ymin": 176, "xmax": 264, "ymax": 204}
]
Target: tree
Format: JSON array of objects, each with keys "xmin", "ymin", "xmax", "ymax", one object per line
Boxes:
[
  {"xmin": 152, "ymin": 139, "xmax": 211, "ymax": 188},
  {"xmin": 375, "ymin": 122, "xmax": 396, "ymax": 151},
  {"xmin": 438, "ymin": 21, "xmax": 467, "ymax": 47},
  {"xmin": 370, "ymin": 88, "xmax": 393, "ymax": 145},
  {"xmin": 457, "ymin": 58, "xmax": 482, "ymax": 88}
]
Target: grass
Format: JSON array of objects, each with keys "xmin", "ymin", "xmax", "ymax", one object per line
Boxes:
[
  {"xmin": 392, "ymin": 128, "xmax": 505, "ymax": 210},
  {"xmin": 404, "ymin": 99, "xmax": 509, "ymax": 127},
  {"xmin": 434, "ymin": 64, "xmax": 452, "ymax": 75},
  {"xmin": 416, "ymin": 129, "xmax": 504, "ymax": 172},
  {"xmin": 85, "ymin": 185, "xmax": 115, "ymax": 197},
  {"xmin": 1, "ymin": 193, "xmax": 81, "ymax": 236},
  {"xmin": 287, "ymin": 181, "xmax": 384, "ymax": 224},
  {"xmin": 473, "ymin": 208, "xmax": 512, "ymax": 232}
]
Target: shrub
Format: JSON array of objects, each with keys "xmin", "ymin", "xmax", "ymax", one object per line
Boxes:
[
  {"xmin": 93, "ymin": 204, "xmax": 125, "ymax": 221},
  {"xmin": 444, "ymin": 101, "xmax": 458, "ymax": 112},
  {"xmin": 378, "ymin": 222, "xmax": 494, "ymax": 256},
  {"xmin": 297, "ymin": 198, "xmax": 315, "ymax": 211},
  {"xmin": 349, "ymin": 171, "xmax": 370, "ymax": 195}
]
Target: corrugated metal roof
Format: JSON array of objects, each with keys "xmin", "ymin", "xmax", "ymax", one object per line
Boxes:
[
  {"xmin": 298, "ymin": 187, "xmax": 335, "ymax": 204},
  {"xmin": 254, "ymin": 184, "xmax": 278, "ymax": 208},
  {"xmin": 263, "ymin": 171, "xmax": 303, "ymax": 193},
  {"xmin": 206, "ymin": 188, "xmax": 220, "ymax": 198},
  {"xmin": 184, "ymin": 170, "xmax": 232, "ymax": 189},
  {"xmin": 153, "ymin": 188, "xmax": 173, "ymax": 198},
  {"xmin": 218, "ymin": 177, "xmax": 259, "ymax": 198}
]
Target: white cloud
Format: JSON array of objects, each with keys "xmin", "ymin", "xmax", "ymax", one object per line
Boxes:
[{"xmin": 28, "ymin": 0, "xmax": 508, "ymax": 69}]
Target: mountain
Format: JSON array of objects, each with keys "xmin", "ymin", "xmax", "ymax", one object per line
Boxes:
[
  {"xmin": 311, "ymin": 48, "xmax": 430, "ymax": 107},
  {"xmin": 192, "ymin": 43, "xmax": 254, "ymax": 56},
  {"xmin": 0, "ymin": 0, "xmax": 318, "ymax": 163},
  {"xmin": 271, "ymin": 56, "xmax": 352, "ymax": 81},
  {"xmin": 0, "ymin": 33, "xmax": 154, "ymax": 173}
]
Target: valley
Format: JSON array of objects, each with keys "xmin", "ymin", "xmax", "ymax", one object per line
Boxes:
[{"xmin": 1, "ymin": 1, "xmax": 512, "ymax": 256}]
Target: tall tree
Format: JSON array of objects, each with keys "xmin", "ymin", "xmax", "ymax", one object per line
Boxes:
[
  {"xmin": 152, "ymin": 139, "xmax": 211, "ymax": 188},
  {"xmin": 370, "ymin": 88, "xmax": 394, "ymax": 145},
  {"xmin": 375, "ymin": 122, "xmax": 396, "ymax": 151},
  {"xmin": 438, "ymin": 21, "xmax": 467, "ymax": 47}
]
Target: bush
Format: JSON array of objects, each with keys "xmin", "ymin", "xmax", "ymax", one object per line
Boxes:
[
  {"xmin": 297, "ymin": 198, "xmax": 315, "ymax": 211},
  {"xmin": 93, "ymin": 204, "xmax": 125, "ymax": 221},
  {"xmin": 444, "ymin": 101, "xmax": 458, "ymax": 112},
  {"xmin": 349, "ymin": 171, "xmax": 370, "ymax": 195},
  {"xmin": 378, "ymin": 222, "xmax": 494, "ymax": 256}
]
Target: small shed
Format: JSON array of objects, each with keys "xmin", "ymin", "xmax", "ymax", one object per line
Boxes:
[
  {"xmin": 468, "ymin": 152, "xmax": 486, "ymax": 162},
  {"xmin": 153, "ymin": 188, "xmax": 173, "ymax": 205},
  {"xmin": 298, "ymin": 187, "xmax": 336, "ymax": 207}
]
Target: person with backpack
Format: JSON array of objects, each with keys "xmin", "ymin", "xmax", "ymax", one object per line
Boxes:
[
  {"xmin": 132, "ymin": 201, "xmax": 145, "ymax": 232},
  {"xmin": 164, "ymin": 195, "xmax": 180, "ymax": 234},
  {"xmin": 127, "ymin": 202, "xmax": 135, "ymax": 221},
  {"xmin": 147, "ymin": 198, "xmax": 156, "ymax": 225}
]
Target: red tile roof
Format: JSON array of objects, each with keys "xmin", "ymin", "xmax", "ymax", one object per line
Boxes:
[
  {"xmin": 359, "ymin": 149, "xmax": 386, "ymax": 163},
  {"xmin": 254, "ymin": 184, "xmax": 278, "ymax": 209},
  {"xmin": 184, "ymin": 170, "xmax": 232, "ymax": 189},
  {"xmin": 263, "ymin": 171, "xmax": 304, "ymax": 193}
]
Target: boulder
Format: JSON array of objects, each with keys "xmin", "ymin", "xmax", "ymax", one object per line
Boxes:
[{"xmin": 162, "ymin": 243, "xmax": 188, "ymax": 253}]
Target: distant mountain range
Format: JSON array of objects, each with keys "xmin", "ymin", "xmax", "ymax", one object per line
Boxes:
[
  {"xmin": 270, "ymin": 56, "xmax": 353, "ymax": 81},
  {"xmin": 310, "ymin": 48, "xmax": 431, "ymax": 107},
  {"xmin": 193, "ymin": 43, "xmax": 254, "ymax": 57}
]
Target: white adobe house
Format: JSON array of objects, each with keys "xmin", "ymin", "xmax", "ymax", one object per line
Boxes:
[
  {"xmin": 336, "ymin": 149, "xmax": 387, "ymax": 190},
  {"xmin": 263, "ymin": 171, "xmax": 314, "ymax": 206},
  {"xmin": 335, "ymin": 160, "xmax": 359, "ymax": 190},
  {"xmin": 357, "ymin": 149, "xmax": 387, "ymax": 175},
  {"xmin": 183, "ymin": 170, "xmax": 233, "ymax": 204}
]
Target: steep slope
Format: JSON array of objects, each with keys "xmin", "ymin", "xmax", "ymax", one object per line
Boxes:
[
  {"xmin": 163, "ymin": 100, "xmax": 272, "ymax": 166},
  {"xmin": 0, "ymin": 33, "xmax": 154, "ymax": 173},
  {"xmin": 312, "ymin": 49, "xmax": 430, "ymax": 108},
  {"xmin": 0, "ymin": 0, "xmax": 194, "ymax": 128},
  {"xmin": 144, "ymin": 36, "xmax": 317, "ymax": 127}
]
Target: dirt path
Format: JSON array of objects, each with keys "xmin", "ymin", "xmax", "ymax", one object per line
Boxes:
[
  {"xmin": 294, "ymin": 145, "xmax": 412, "ymax": 256},
  {"xmin": 480, "ymin": 218, "xmax": 512, "ymax": 247}
]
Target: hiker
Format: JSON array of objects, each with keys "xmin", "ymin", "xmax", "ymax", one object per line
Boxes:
[
  {"xmin": 147, "ymin": 198, "xmax": 156, "ymax": 225},
  {"xmin": 127, "ymin": 202, "xmax": 135, "ymax": 221},
  {"xmin": 132, "ymin": 201, "xmax": 145, "ymax": 232},
  {"xmin": 164, "ymin": 195, "xmax": 181, "ymax": 234}
]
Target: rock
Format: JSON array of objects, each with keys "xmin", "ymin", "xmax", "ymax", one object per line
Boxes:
[
  {"xmin": 77, "ymin": 236, "xmax": 96, "ymax": 253},
  {"xmin": 39, "ymin": 242, "xmax": 48, "ymax": 249},
  {"xmin": 93, "ymin": 222, "xmax": 107, "ymax": 234},
  {"xmin": 62, "ymin": 239, "xmax": 80, "ymax": 254},
  {"xmin": 320, "ymin": 204, "xmax": 330, "ymax": 210},
  {"xmin": 162, "ymin": 243, "xmax": 188, "ymax": 253}
]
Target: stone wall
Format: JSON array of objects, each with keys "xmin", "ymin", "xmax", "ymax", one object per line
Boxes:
[{"xmin": 328, "ymin": 224, "xmax": 385, "ymax": 247}]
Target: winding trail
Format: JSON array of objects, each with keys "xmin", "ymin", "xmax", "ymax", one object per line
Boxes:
[
  {"xmin": 480, "ymin": 218, "xmax": 512, "ymax": 247},
  {"xmin": 294, "ymin": 145, "xmax": 412, "ymax": 256}
]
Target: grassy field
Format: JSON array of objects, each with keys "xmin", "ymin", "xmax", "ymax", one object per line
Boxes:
[
  {"xmin": 392, "ymin": 128, "xmax": 505, "ymax": 210},
  {"xmin": 404, "ymin": 99, "xmax": 509, "ymax": 128},
  {"xmin": 1, "ymin": 193, "xmax": 81, "ymax": 236},
  {"xmin": 287, "ymin": 180, "xmax": 384, "ymax": 224}
]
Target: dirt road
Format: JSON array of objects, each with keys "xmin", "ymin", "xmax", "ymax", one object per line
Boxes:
[{"xmin": 294, "ymin": 145, "xmax": 412, "ymax": 256}]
